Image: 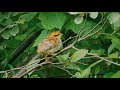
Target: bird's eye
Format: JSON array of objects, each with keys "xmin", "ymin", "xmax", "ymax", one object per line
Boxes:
[{"xmin": 54, "ymin": 35, "xmax": 58, "ymax": 36}]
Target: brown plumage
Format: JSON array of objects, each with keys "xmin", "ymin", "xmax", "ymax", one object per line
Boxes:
[{"xmin": 37, "ymin": 31, "xmax": 63, "ymax": 56}]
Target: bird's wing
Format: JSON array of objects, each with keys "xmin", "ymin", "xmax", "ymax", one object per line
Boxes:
[
  {"xmin": 37, "ymin": 39, "xmax": 54, "ymax": 53},
  {"xmin": 48, "ymin": 39, "xmax": 62, "ymax": 53}
]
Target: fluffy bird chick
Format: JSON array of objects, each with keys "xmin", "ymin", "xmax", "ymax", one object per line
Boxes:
[
  {"xmin": 37, "ymin": 31, "xmax": 63, "ymax": 56},
  {"xmin": 11, "ymin": 32, "xmax": 62, "ymax": 78}
]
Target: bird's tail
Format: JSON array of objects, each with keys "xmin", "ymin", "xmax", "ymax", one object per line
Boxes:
[{"xmin": 11, "ymin": 54, "xmax": 42, "ymax": 78}]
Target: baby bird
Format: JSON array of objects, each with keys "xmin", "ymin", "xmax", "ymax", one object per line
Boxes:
[
  {"xmin": 37, "ymin": 31, "xmax": 63, "ymax": 56},
  {"xmin": 11, "ymin": 31, "xmax": 63, "ymax": 78}
]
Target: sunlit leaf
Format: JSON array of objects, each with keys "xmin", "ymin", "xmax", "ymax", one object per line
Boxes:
[
  {"xmin": 11, "ymin": 12, "xmax": 20, "ymax": 17},
  {"xmin": 107, "ymin": 12, "xmax": 120, "ymax": 24},
  {"xmin": 81, "ymin": 67, "xmax": 91, "ymax": 78},
  {"xmin": 111, "ymin": 19, "xmax": 120, "ymax": 30},
  {"xmin": 1, "ymin": 30, "xmax": 11, "ymax": 39},
  {"xmin": 112, "ymin": 37, "xmax": 120, "ymax": 50},
  {"xmin": 74, "ymin": 16, "xmax": 84, "ymax": 24},
  {"xmin": 108, "ymin": 44, "xmax": 116, "ymax": 55},
  {"xmin": 110, "ymin": 71, "xmax": 120, "ymax": 78},
  {"xmin": 57, "ymin": 52, "xmax": 70, "ymax": 63},
  {"xmin": 90, "ymin": 49, "xmax": 105, "ymax": 56},
  {"xmin": 17, "ymin": 18, "xmax": 25, "ymax": 24},
  {"xmin": 68, "ymin": 12, "xmax": 79, "ymax": 15},
  {"xmin": 72, "ymin": 72, "xmax": 82, "ymax": 78},
  {"xmin": 9, "ymin": 26, "xmax": 19, "ymax": 36},
  {"xmin": 70, "ymin": 49, "xmax": 88, "ymax": 62},
  {"xmin": 95, "ymin": 66, "xmax": 100, "ymax": 75},
  {"xmin": 89, "ymin": 12, "xmax": 99, "ymax": 19},
  {"xmin": 108, "ymin": 52, "xmax": 119, "ymax": 58},
  {"xmin": 38, "ymin": 12, "xmax": 66, "ymax": 29},
  {"xmin": 66, "ymin": 63, "xmax": 81, "ymax": 71}
]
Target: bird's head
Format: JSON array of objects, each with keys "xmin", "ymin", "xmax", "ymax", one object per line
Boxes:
[{"xmin": 48, "ymin": 31, "xmax": 63, "ymax": 39}]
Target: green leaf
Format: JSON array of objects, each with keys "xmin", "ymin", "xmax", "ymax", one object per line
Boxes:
[
  {"xmin": 15, "ymin": 33, "xmax": 27, "ymax": 41},
  {"xmin": 23, "ymin": 12, "xmax": 38, "ymax": 22},
  {"xmin": 95, "ymin": 66, "xmax": 100, "ymax": 74},
  {"xmin": 70, "ymin": 49, "xmax": 88, "ymax": 62},
  {"xmin": 81, "ymin": 60, "xmax": 102, "ymax": 78},
  {"xmin": 63, "ymin": 18, "xmax": 82, "ymax": 34},
  {"xmin": 110, "ymin": 71, "xmax": 120, "ymax": 78},
  {"xmin": 111, "ymin": 19, "xmax": 120, "ymax": 30},
  {"xmin": 12, "ymin": 12, "xmax": 20, "ymax": 17},
  {"xmin": 64, "ymin": 19, "xmax": 102, "ymax": 35},
  {"xmin": 36, "ymin": 22, "xmax": 44, "ymax": 29},
  {"xmin": 112, "ymin": 37, "xmax": 120, "ymax": 50},
  {"xmin": 108, "ymin": 44, "xmax": 116, "ymax": 55},
  {"xmin": 38, "ymin": 12, "xmax": 66, "ymax": 29},
  {"xmin": 30, "ymin": 74, "xmax": 39, "ymax": 78},
  {"xmin": 0, "ymin": 14, "xmax": 5, "ymax": 22},
  {"xmin": 72, "ymin": 72, "xmax": 82, "ymax": 78},
  {"xmin": 90, "ymin": 49, "xmax": 105, "ymax": 56},
  {"xmin": 68, "ymin": 12, "xmax": 79, "ymax": 15},
  {"xmin": 0, "ymin": 49, "xmax": 6, "ymax": 61},
  {"xmin": 74, "ymin": 16, "xmax": 83, "ymax": 24},
  {"xmin": 104, "ymin": 35, "xmax": 117, "ymax": 40},
  {"xmin": 2, "ymin": 72, "xmax": 8, "ymax": 78},
  {"xmin": 89, "ymin": 60, "xmax": 103, "ymax": 68},
  {"xmin": 17, "ymin": 18, "xmax": 25, "ymax": 24},
  {"xmin": 5, "ymin": 38, "xmax": 21, "ymax": 48},
  {"xmin": 57, "ymin": 52, "xmax": 70, "ymax": 63},
  {"xmin": 108, "ymin": 52, "xmax": 119, "ymax": 58},
  {"xmin": 32, "ymin": 30, "xmax": 51, "ymax": 47},
  {"xmin": 104, "ymin": 72, "xmax": 114, "ymax": 78},
  {"xmin": 81, "ymin": 21, "xmax": 102, "ymax": 36},
  {"xmin": 89, "ymin": 12, "xmax": 99, "ymax": 19},
  {"xmin": 1, "ymin": 30, "xmax": 11, "ymax": 39},
  {"xmin": 0, "ymin": 19, "xmax": 13, "ymax": 26},
  {"xmin": 107, "ymin": 12, "xmax": 120, "ymax": 24},
  {"xmin": 9, "ymin": 26, "xmax": 19, "ymax": 36},
  {"xmin": 66, "ymin": 63, "xmax": 81, "ymax": 71},
  {"xmin": 81, "ymin": 67, "xmax": 91, "ymax": 78}
]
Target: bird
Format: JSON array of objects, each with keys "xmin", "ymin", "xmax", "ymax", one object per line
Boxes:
[
  {"xmin": 37, "ymin": 31, "xmax": 63, "ymax": 57},
  {"xmin": 11, "ymin": 31, "xmax": 63, "ymax": 78}
]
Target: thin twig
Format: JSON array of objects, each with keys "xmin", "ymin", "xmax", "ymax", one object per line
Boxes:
[
  {"xmin": 0, "ymin": 14, "xmax": 24, "ymax": 34},
  {"xmin": 79, "ymin": 19, "xmax": 108, "ymax": 41},
  {"xmin": 16, "ymin": 61, "xmax": 49, "ymax": 78},
  {"xmin": 79, "ymin": 18, "xmax": 107, "ymax": 40},
  {"xmin": 52, "ymin": 64, "xmax": 74, "ymax": 76},
  {"xmin": 0, "ymin": 23, "xmax": 17, "ymax": 33},
  {"xmin": 100, "ymin": 12, "xmax": 104, "ymax": 21},
  {"xmin": 72, "ymin": 46, "xmax": 120, "ymax": 66},
  {"xmin": 53, "ymin": 18, "xmax": 108, "ymax": 58},
  {"xmin": 79, "ymin": 27, "xmax": 91, "ymax": 37},
  {"xmin": 88, "ymin": 53, "xmax": 120, "ymax": 66},
  {"xmin": 0, "ymin": 58, "xmax": 45, "ymax": 74},
  {"xmin": 63, "ymin": 35, "xmax": 78, "ymax": 44},
  {"xmin": 78, "ymin": 14, "xmax": 88, "ymax": 37},
  {"xmin": 111, "ymin": 26, "xmax": 120, "ymax": 35}
]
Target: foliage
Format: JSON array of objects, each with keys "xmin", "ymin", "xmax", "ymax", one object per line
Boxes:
[{"xmin": 0, "ymin": 12, "xmax": 120, "ymax": 78}]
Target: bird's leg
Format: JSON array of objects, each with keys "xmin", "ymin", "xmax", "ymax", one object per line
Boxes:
[
  {"xmin": 45, "ymin": 54, "xmax": 51, "ymax": 63},
  {"xmin": 50, "ymin": 53, "xmax": 56, "ymax": 57},
  {"xmin": 44, "ymin": 52, "xmax": 56, "ymax": 63}
]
